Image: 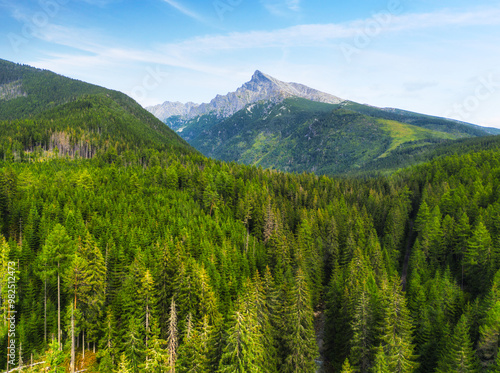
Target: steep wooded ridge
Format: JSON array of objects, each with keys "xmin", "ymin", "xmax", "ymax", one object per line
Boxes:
[
  {"xmin": 148, "ymin": 71, "xmax": 500, "ymax": 175},
  {"xmin": 0, "ymin": 59, "xmax": 194, "ymax": 160},
  {"xmin": 1, "ymin": 60, "xmax": 500, "ymax": 373}
]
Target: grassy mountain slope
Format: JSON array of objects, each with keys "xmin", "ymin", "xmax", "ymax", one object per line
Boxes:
[
  {"xmin": 187, "ymin": 97, "xmax": 471, "ymax": 175},
  {"xmin": 0, "ymin": 59, "xmax": 195, "ymax": 159},
  {"xmin": 348, "ymin": 133, "xmax": 500, "ymax": 176},
  {"xmin": 342, "ymin": 101, "xmax": 500, "ymax": 136}
]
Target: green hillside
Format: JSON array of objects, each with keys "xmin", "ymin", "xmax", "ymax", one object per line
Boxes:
[
  {"xmin": 347, "ymin": 134, "xmax": 500, "ymax": 176},
  {"xmin": 342, "ymin": 101, "xmax": 500, "ymax": 136},
  {"xmin": 187, "ymin": 98, "xmax": 466, "ymax": 175},
  {"xmin": 0, "ymin": 59, "xmax": 195, "ymax": 160},
  {"xmin": 377, "ymin": 118, "xmax": 455, "ymax": 157}
]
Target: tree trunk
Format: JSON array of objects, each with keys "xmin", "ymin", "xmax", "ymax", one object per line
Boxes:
[
  {"xmin": 7, "ymin": 301, "xmax": 10, "ymax": 373},
  {"xmin": 58, "ymin": 263, "xmax": 61, "ymax": 350},
  {"xmin": 70, "ymin": 307, "xmax": 75, "ymax": 373},
  {"xmin": 44, "ymin": 274, "xmax": 47, "ymax": 343},
  {"xmin": 245, "ymin": 227, "xmax": 249, "ymax": 254},
  {"xmin": 146, "ymin": 301, "xmax": 149, "ymax": 350},
  {"xmin": 18, "ymin": 342, "xmax": 22, "ymax": 370}
]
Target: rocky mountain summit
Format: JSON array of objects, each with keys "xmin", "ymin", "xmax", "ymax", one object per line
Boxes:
[
  {"xmin": 146, "ymin": 101, "xmax": 199, "ymax": 122},
  {"xmin": 146, "ymin": 70, "xmax": 345, "ymax": 122}
]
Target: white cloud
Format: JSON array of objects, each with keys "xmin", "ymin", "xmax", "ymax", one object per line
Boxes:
[
  {"xmin": 161, "ymin": 0, "xmax": 206, "ymax": 23},
  {"xmin": 147, "ymin": 7, "xmax": 500, "ymax": 57},
  {"xmin": 9, "ymin": 5, "xmax": 500, "ymax": 64},
  {"xmin": 287, "ymin": 0, "xmax": 300, "ymax": 12},
  {"xmin": 261, "ymin": 0, "xmax": 301, "ymax": 17}
]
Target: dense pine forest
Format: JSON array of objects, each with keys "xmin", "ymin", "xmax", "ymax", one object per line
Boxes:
[
  {"xmin": 1, "ymin": 59, "xmax": 500, "ymax": 372},
  {"xmin": 1, "ymin": 143, "xmax": 500, "ymax": 372}
]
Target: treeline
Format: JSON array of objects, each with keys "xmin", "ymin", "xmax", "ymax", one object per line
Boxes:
[{"xmin": 0, "ymin": 136, "xmax": 500, "ymax": 372}]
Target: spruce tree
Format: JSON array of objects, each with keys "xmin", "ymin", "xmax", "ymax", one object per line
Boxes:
[
  {"xmin": 252, "ymin": 271, "xmax": 278, "ymax": 372},
  {"xmin": 379, "ymin": 279, "xmax": 418, "ymax": 373},
  {"xmin": 78, "ymin": 231, "xmax": 106, "ymax": 347},
  {"xmin": 341, "ymin": 358, "xmax": 354, "ymax": 373},
  {"xmin": 138, "ymin": 269, "xmax": 156, "ymax": 351},
  {"xmin": 282, "ymin": 268, "xmax": 318, "ymax": 373},
  {"xmin": 491, "ymin": 351, "xmax": 500, "ymax": 373},
  {"xmin": 117, "ymin": 353, "xmax": 133, "ymax": 373},
  {"xmin": 454, "ymin": 212, "xmax": 470, "ymax": 289},
  {"xmin": 44, "ymin": 339, "xmax": 65, "ymax": 373},
  {"xmin": 98, "ymin": 349, "xmax": 114, "ymax": 373},
  {"xmin": 37, "ymin": 224, "xmax": 73, "ymax": 347},
  {"xmin": 217, "ymin": 290, "xmax": 265, "ymax": 373},
  {"xmin": 476, "ymin": 300, "xmax": 500, "ymax": 371},
  {"xmin": 167, "ymin": 298, "xmax": 178, "ymax": 372},
  {"xmin": 435, "ymin": 314, "xmax": 479, "ymax": 373},
  {"xmin": 349, "ymin": 283, "xmax": 374, "ymax": 373},
  {"xmin": 177, "ymin": 315, "xmax": 212, "ymax": 373},
  {"xmin": 124, "ymin": 318, "xmax": 144, "ymax": 373},
  {"xmin": 464, "ymin": 219, "xmax": 493, "ymax": 293},
  {"xmin": 371, "ymin": 345, "xmax": 390, "ymax": 373},
  {"xmin": 144, "ymin": 319, "xmax": 169, "ymax": 373}
]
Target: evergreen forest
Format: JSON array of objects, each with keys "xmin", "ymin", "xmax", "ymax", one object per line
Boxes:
[{"xmin": 1, "ymin": 59, "xmax": 500, "ymax": 373}]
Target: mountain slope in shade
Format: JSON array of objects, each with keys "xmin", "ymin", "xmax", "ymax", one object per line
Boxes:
[
  {"xmin": 147, "ymin": 70, "xmax": 345, "ymax": 122},
  {"xmin": 0, "ymin": 59, "xmax": 195, "ymax": 158}
]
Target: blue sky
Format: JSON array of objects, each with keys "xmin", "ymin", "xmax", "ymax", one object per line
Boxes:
[{"xmin": 1, "ymin": 0, "xmax": 500, "ymax": 128}]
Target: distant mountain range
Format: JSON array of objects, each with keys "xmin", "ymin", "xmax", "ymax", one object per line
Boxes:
[{"xmin": 147, "ymin": 71, "xmax": 500, "ymax": 175}]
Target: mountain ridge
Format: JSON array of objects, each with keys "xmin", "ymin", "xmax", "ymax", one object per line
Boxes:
[{"xmin": 147, "ymin": 70, "xmax": 345, "ymax": 122}]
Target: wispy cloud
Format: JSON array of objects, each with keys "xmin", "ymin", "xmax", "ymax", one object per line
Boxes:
[
  {"xmin": 261, "ymin": 0, "xmax": 301, "ymax": 17},
  {"xmin": 0, "ymin": 1, "xmax": 31, "ymax": 23},
  {"xmin": 149, "ymin": 7, "xmax": 500, "ymax": 55},
  {"xmin": 15, "ymin": 5, "xmax": 500, "ymax": 82},
  {"xmin": 286, "ymin": 0, "xmax": 301, "ymax": 12},
  {"xmin": 14, "ymin": 6, "xmax": 500, "ymax": 73},
  {"xmin": 162, "ymin": 0, "xmax": 206, "ymax": 23}
]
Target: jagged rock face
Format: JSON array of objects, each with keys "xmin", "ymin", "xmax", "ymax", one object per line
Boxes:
[
  {"xmin": 147, "ymin": 101, "xmax": 198, "ymax": 121},
  {"xmin": 146, "ymin": 70, "xmax": 344, "ymax": 122}
]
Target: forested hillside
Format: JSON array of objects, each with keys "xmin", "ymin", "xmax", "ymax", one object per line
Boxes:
[
  {"xmin": 188, "ymin": 98, "xmax": 462, "ymax": 175},
  {"xmin": 348, "ymin": 134, "xmax": 500, "ymax": 176},
  {"xmin": 1, "ymin": 138, "xmax": 500, "ymax": 372},
  {"xmin": 0, "ymin": 59, "xmax": 194, "ymax": 160},
  {"xmin": 1, "ymin": 59, "xmax": 500, "ymax": 373}
]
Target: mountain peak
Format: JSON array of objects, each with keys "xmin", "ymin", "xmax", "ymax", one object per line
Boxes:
[
  {"xmin": 147, "ymin": 71, "xmax": 345, "ymax": 122},
  {"xmin": 251, "ymin": 70, "xmax": 272, "ymax": 83}
]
